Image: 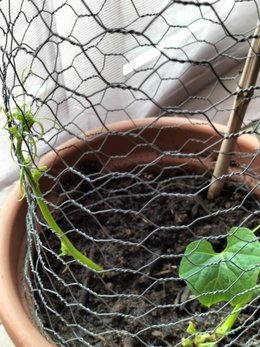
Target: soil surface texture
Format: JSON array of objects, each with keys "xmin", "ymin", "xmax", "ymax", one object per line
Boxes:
[{"xmin": 30, "ymin": 163, "xmax": 260, "ymax": 347}]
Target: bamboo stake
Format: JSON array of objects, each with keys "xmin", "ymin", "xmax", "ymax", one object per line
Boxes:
[{"xmin": 207, "ymin": 21, "xmax": 260, "ymax": 200}]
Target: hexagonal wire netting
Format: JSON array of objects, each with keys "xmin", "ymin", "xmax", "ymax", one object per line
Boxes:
[{"xmin": 1, "ymin": 1, "xmax": 260, "ymax": 346}]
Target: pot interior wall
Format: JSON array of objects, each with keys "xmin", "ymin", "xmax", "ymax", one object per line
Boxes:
[{"xmin": 42, "ymin": 120, "xmax": 260, "ymax": 192}]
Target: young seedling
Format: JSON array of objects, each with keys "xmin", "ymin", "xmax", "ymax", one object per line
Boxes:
[
  {"xmin": 2, "ymin": 103, "xmax": 103, "ymax": 272},
  {"xmin": 179, "ymin": 225, "xmax": 260, "ymax": 346}
]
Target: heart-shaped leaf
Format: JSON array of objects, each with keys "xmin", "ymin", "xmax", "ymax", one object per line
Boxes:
[{"xmin": 179, "ymin": 227, "xmax": 260, "ymax": 307}]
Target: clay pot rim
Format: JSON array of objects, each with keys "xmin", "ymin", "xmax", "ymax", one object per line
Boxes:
[{"xmin": 0, "ymin": 116, "xmax": 258, "ymax": 347}]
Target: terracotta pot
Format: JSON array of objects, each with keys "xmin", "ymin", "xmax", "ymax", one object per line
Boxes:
[{"xmin": 0, "ymin": 117, "xmax": 259, "ymax": 346}]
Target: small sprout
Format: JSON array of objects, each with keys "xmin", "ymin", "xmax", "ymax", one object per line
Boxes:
[
  {"xmin": 182, "ymin": 337, "xmax": 193, "ymax": 347},
  {"xmin": 178, "ymin": 227, "xmax": 260, "ymax": 346},
  {"xmin": 182, "ymin": 321, "xmax": 217, "ymax": 347},
  {"xmin": 187, "ymin": 321, "xmax": 197, "ymax": 335}
]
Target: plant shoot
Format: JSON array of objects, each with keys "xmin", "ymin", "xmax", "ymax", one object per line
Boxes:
[
  {"xmin": 2, "ymin": 103, "xmax": 102, "ymax": 272},
  {"xmin": 179, "ymin": 225, "xmax": 260, "ymax": 346}
]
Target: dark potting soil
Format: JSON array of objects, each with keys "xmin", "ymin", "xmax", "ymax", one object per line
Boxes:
[{"xmin": 31, "ymin": 163, "xmax": 260, "ymax": 347}]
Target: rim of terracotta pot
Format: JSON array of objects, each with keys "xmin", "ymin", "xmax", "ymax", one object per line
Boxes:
[{"xmin": 0, "ymin": 117, "xmax": 259, "ymax": 347}]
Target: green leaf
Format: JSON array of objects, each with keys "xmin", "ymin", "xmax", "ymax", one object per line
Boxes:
[
  {"xmin": 31, "ymin": 166, "xmax": 47, "ymax": 183},
  {"xmin": 6, "ymin": 126, "xmax": 19, "ymax": 137},
  {"xmin": 179, "ymin": 227, "xmax": 260, "ymax": 307}
]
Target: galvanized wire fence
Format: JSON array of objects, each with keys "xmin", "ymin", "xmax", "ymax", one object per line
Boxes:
[{"xmin": 1, "ymin": 1, "xmax": 260, "ymax": 346}]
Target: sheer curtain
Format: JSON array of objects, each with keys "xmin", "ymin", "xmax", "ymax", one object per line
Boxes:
[{"xmin": 0, "ymin": 0, "xmax": 259, "ymax": 195}]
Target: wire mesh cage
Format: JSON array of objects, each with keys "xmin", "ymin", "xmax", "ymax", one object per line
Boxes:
[{"xmin": 1, "ymin": 1, "xmax": 260, "ymax": 347}]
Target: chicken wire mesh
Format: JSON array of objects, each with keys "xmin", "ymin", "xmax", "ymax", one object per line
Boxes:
[{"xmin": 1, "ymin": 1, "xmax": 260, "ymax": 346}]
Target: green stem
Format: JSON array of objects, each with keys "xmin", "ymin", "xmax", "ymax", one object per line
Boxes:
[
  {"xmin": 252, "ymin": 225, "xmax": 260, "ymax": 233},
  {"xmin": 215, "ymin": 303, "xmax": 243, "ymax": 337},
  {"xmin": 17, "ymin": 141, "xmax": 103, "ymax": 271}
]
